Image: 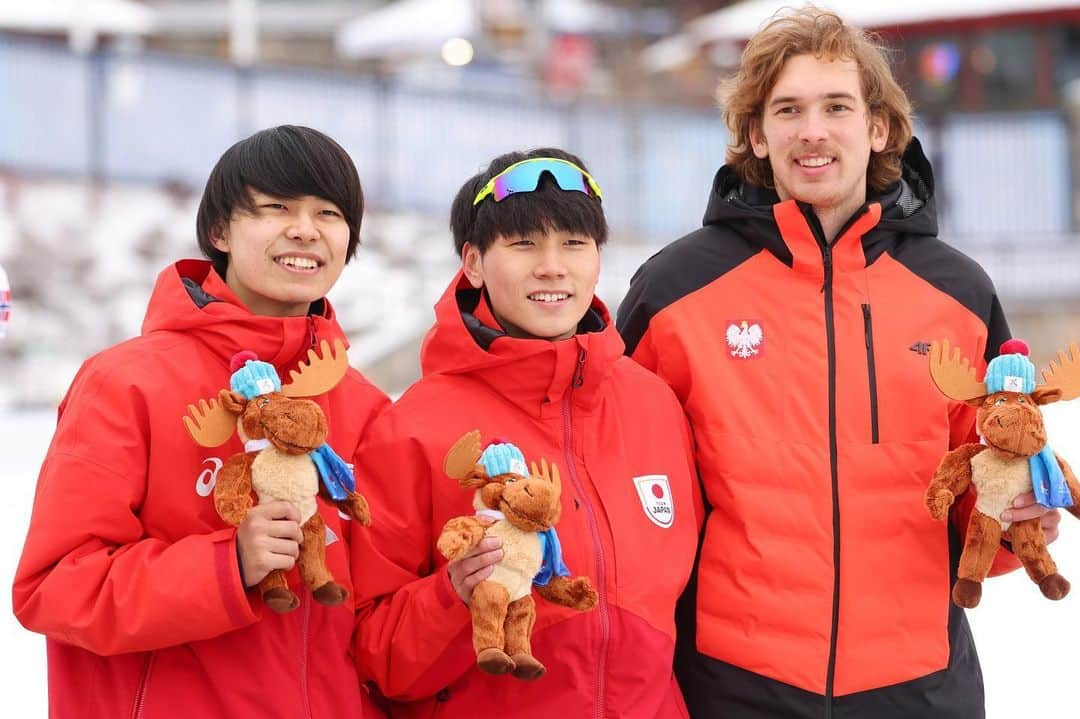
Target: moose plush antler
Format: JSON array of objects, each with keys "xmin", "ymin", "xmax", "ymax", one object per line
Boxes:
[
  {"xmin": 925, "ymin": 338, "xmax": 1080, "ymax": 608},
  {"xmin": 184, "ymin": 339, "xmax": 371, "ymax": 613},
  {"xmin": 437, "ymin": 430, "xmax": 598, "ymax": 680}
]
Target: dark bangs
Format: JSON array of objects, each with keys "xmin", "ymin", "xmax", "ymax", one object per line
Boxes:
[
  {"xmin": 196, "ymin": 125, "xmax": 364, "ymax": 277},
  {"xmin": 450, "ymin": 148, "xmax": 608, "ymax": 256}
]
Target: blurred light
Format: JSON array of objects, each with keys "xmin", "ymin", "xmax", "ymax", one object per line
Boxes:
[
  {"xmin": 441, "ymin": 38, "xmax": 474, "ymax": 67},
  {"xmin": 919, "ymin": 42, "xmax": 961, "ymax": 86}
]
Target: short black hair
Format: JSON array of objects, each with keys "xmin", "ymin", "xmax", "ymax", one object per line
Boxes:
[
  {"xmin": 450, "ymin": 148, "xmax": 608, "ymax": 256},
  {"xmin": 196, "ymin": 125, "xmax": 364, "ymax": 278}
]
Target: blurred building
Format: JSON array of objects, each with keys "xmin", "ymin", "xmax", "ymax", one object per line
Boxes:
[
  {"xmin": 144, "ymin": 1, "xmax": 379, "ymax": 70},
  {"xmin": 645, "ymin": 2, "xmax": 1080, "ymax": 112},
  {"xmin": 0, "ymin": 0, "xmax": 1076, "ymax": 404}
]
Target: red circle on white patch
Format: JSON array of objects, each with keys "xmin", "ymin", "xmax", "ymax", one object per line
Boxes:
[{"xmin": 651, "ymin": 484, "xmax": 665, "ymax": 499}]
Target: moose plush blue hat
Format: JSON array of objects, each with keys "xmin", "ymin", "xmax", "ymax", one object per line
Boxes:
[
  {"xmin": 984, "ymin": 339, "xmax": 1073, "ymax": 509},
  {"xmin": 984, "ymin": 338, "xmax": 1037, "ymax": 394},
  {"xmin": 227, "ymin": 350, "xmax": 355, "ymax": 502}
]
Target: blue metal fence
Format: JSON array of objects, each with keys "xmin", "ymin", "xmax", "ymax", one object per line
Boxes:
[{"xmin": 0, "ymin": 36, "xmax": 1072, "ymax": 242}]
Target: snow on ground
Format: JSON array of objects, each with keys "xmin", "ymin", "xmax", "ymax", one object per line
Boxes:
[{"xmin": 2, "ymin": 403, "xmax": 1079, "ymax": 716}]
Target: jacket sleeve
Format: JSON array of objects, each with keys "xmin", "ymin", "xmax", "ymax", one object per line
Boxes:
[
  {"xmin": 617, "ymin": 262, "xmax": 691, "ymax": 407},
  {"xmin": 683, "ymin": 417, "xmax": 707, "ymax": 532},
  {"xmin": 351, "ymin": 414, "xmax": 474, "ymax": 701},
  {"xmin": 617, "ymin": 260, "xmax": 665, "ymax": 368},
  {"xmin": 12, "ymin": 358, "xmax": 259, "ymax": 656},
  {"xmin": 947, "ymin": 288, "xmax": 1018, "ymax": 576}
]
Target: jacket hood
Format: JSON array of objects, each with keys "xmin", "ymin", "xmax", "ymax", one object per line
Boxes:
[
  {"xmin": 141, "ymin": 259, "xmax": 347, "ymax": 369},
  {"xmin": 420, "ymin": 271, "xmax": 625, "ymax": 417},
  {"xmin": 702, "ymin": 137, "xmax": 938, "ymax": 265}
]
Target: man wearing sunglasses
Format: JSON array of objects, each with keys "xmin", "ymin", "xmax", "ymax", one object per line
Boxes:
[
  {"xmin": 351, "ymin": 148, "xmax": 703, "ymax": 718},
  {"xmin": 617, "ymin": 8, "xmax": 1058, "ymax": 719}
]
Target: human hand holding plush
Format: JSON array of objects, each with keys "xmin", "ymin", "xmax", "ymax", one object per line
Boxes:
[
  {"xmin": 925, "ymin": 339, "xmax": 1080, "ymax": 608},
  {"xmin": 185, "ymin": 341, "xmax": 372, "ymax": 612},
  {"xmin": 236, "ymin": 501, "xmax": 303, "ymax": 588},
  {"xmin": 446, "ymin": 532, "xmax": 503, "ymax": 605},
  {"xmin": 437, "ymin": 431, "xmax": 597, "ymax": 680}
]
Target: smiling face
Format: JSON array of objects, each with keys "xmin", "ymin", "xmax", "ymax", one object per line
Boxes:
[
  {"xmin": 461, "ymin": 229, "xmax": 600, "ymax": 342},
  {"xmin": 751, "ymin": 54, "xmax": 888, "ymax": 218},
  {"xmin": 210, "ymin": 189, "xmax": 350, "ymax": 317}
]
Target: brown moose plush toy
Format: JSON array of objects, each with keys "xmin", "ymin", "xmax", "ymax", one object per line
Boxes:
[
  {"xmin": 437, "ymin": 430, "xmax": 598, "ymax": 680},
  {"xmin": 925, "ymin": 338, "xmax": 1080, "ymax": 608},
  {"xmin": 183, "ymin": 339, "xmax": 371, "ymax": 613}
]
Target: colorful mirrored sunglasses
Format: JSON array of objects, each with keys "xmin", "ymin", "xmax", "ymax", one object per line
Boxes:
[{"xmin": 473, "ymin": 157, "xmax": 603, "ymax": 205}]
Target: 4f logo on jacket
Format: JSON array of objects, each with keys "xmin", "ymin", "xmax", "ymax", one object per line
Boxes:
[
  {"xmin": 633, "ymin": 475, "xmax": 674, "ymax": 528},
  {"xmin": 726, "ymin": 320, "xmax": 763, "ymax": 358}
]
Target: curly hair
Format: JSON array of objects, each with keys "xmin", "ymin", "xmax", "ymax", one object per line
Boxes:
[{"xmin": 719, "ymin": 7, "xmax": 913, "ymax": 192}]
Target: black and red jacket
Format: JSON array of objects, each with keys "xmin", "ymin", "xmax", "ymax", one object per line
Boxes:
[{"xmin": 617, "ymin": 140, "xmax": 1014, "ymax": 719}]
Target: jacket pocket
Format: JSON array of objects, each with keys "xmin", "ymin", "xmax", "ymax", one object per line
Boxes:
[
  {"xmin": 862, "ymin": 304, "xmax": 879, "ymax": 444},
  {"xmin": 130, "ymin": 652, "xmax": 156, "ymax": 719}
]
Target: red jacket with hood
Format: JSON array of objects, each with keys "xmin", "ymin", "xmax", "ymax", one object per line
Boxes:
[
  {"xmin": 13, "ymin": 260, "xmax": 389, "ymax": 719},
  {"xmin": 351, "ymin": 274, "xmax": 703, "ymax": 719},
  {"xmin": 617, "ymin": 141, "xmax": 1015, "ymax": 719}
]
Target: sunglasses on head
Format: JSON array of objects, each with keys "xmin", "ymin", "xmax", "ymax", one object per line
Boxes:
[{"xmin": 473, "ymin": 157, "xmax": 603, "ymax": 206}]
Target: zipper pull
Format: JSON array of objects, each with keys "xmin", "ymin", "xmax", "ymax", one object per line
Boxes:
[
  {"xmin": 862, "ymin": 304, "xmax": 873, "ymax": 348},
  {"xmin": 572, "ymin": 348, "xmax": 587, "ymax": 388},
  {"xmin": 307, "ymin": 316, "xmax": 317, "ymax": 348},
  {"xmin": 820, "ymin": 247, "xmax": 833, "ymax": 293}
]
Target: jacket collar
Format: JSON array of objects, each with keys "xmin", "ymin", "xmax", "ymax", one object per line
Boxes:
[
  {"xmin": 141, "ymin": 259, "xmax": 347, "ymax": 372},
  {"xmin": 702, "ymin": 137, "xmax": 938, "ymax": 272},
  {"xmin": 772, "ymin": 200, "xmax": 882, "ymax": 280},
  {"xmin": 420, "ymin": 272, "xmax": 624, "ymax": 418}
]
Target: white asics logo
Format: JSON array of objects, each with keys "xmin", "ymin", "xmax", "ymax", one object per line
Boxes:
[{"xmin": 195, "ymin": 457, "xmax": 224, "ymax": 497}]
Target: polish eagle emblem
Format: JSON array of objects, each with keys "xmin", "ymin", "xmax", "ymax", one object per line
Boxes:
[{"xmin": 726, "ymin": 320, "xmax": 763, "ymax": 358}]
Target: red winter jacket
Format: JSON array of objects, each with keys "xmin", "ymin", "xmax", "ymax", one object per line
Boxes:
[
  {"xmin": 13, "ymin": 260, "xmax": 389, "ymax": 719},
  {"xmin": 617, "ymin": 141, "xmax": 1016, "ymax": 719},
  {"xmin": 351, "ymin": 274, "xmax": 703, "ymax": 719}
]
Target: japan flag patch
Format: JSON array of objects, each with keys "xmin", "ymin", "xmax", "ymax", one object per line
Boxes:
[{"xmin": 633, "ymin": 475, "xmax": 674, "ymax": 528}]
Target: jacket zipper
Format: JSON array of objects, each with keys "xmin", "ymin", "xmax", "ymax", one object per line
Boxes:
[
  {"xmin": 130, "ymin": 652, "xmax": 156, "ymax": 719},
  {"xmin": 301, "ymin": 592, "xmax": 313, "ymax": 719},
  {"xmin": 862, "ymin": 305, "xmax": 879, "ymax": 444},
  {"xmin": 810, "ymin": 212, "xmax": 841, "ymax": 719},
  {"xmin": 561, "ymin": 347, "xmax": 608, "ymax": 719}
]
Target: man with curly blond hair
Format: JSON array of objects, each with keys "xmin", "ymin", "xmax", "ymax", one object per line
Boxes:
[{"xmin": 618, "ymin": 8, "xmax": 1061, "ymax": 719}]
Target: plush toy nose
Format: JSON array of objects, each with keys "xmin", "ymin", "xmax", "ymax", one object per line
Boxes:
[
  {"xmin": 983, "ymin": 403, "xmax": 1046, "ymax": 457},
  {"xmin": 261, "ymin": 398, "xmax": 328, "ymax": 453},
  {"xmin": 503, "ymin": 478, "xmax": 559, "ymax": 529}
]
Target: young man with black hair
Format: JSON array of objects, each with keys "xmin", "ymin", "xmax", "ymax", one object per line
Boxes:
[
  {"xmin": 14, "ymin": 125, "xmax": 389, "ymax": 719},
  {"xmin": 617, "ymin": 9, "xmax": 1060, "ymax": 719},
  {"xmin": 350, "ymin": 148, "xmax": 702, "ymax": 718}
]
